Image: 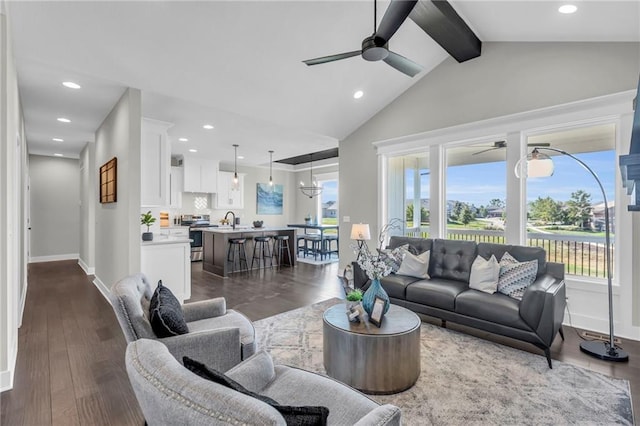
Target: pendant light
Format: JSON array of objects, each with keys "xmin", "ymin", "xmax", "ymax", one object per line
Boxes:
[
  {"xmin": 268, "ymin": 150, "xmax": 274, "ymax": 187},
  {"xmin": 299, "ymin": 153, "xmax": 323, "ymax": 198},
  {"xmin": 232, "ymin": 144, "xmax": 239, "ymax": 190}
]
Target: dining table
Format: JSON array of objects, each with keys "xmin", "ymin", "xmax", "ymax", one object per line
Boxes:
[{"xmin": 287, "ymin": 223, "xmax": 339, "ymax": 260}]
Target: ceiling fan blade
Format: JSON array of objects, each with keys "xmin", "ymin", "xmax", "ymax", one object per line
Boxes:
[
  {"xmin": 383, "ymin": 51, "xmax": 423, "ymax": 77},
  {"xmin": 303, "ymin": 50, "xmax": 361, "ymax": 66},
  {"xmin": 527, "ymin": 142, "xmax": 551, "ymax": 147},
  {"xmin": 375, "ymin": 0, "xmax": 418, "ymax": 43},
  {"xmin": 472, "ymin": 147, "xmax": 501, "ymax": 156}
]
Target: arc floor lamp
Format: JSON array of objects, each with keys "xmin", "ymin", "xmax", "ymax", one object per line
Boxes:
[{"xmin": 516, "ymin": 147, "xmax": 629, "ymax": 362}]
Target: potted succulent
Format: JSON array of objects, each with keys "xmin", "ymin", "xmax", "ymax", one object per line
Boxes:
[
  {"xmin": 346, "ymin": 288, "xmax": 363, "ymax": 310},
  {"xmin": 304, "ymin": 213, "xmax": 312, "ymax": 225},
  {"xmin": 141, "ymin": 211, "xmax": 156, "ymax": 241}
]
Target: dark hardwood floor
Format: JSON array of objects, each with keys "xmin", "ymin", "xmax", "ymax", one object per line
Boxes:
[{"xmin": 1, "ymin": 259, "xmax": 638, "ymax": 425}]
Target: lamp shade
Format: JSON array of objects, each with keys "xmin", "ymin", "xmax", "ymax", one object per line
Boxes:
[
  {"xmin": 350, "ymin": 223, "xmax": 371, "ymax": 240},
  {"xmin": 515, "ymin": 149, "xmax": 555, "ymax": 178}
]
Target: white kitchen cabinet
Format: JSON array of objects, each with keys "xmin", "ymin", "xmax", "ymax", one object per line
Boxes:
[
  {"xmin": 182, "ymin": 156, "xmax": 219, "ymax": 193},
  {"xmin": 141, "ymin": 241, "xmax": 191, "ymax": 302},
  {"xmin": 141, "ymin": 118, "xmax": 172, "ymax": 207},
  {"xmin": 215, "ymin": 171, "xmax": 244, "ymax": 209},
  {"xmin": 169, "ymin": 166, "xmax": 183, "ymax": 208}
]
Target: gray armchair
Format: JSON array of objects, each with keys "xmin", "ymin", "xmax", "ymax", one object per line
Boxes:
[
  {"xmin": 109, "ymin": 273, "xmax": 255, "ymax": 372},
  {"xmin": 126, "ymin": 339, "xmax": 401, "ymax": 425}
]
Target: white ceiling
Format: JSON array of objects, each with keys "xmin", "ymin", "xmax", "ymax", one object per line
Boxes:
[{"xmin": 6, "ymin": 1, "xmax": 639, "ymax": 166}]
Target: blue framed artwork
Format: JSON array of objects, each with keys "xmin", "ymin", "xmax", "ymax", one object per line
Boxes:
[{"xmin": 256, "ymin": 183, "xmax": 283, "ymax": 215}]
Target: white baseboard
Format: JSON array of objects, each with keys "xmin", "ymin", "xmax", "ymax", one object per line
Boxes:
[
  {"xmin": 0, "ymin": 340, "xmax": 17, "ymax": 392},
  {"xmin": 77, "ymin": 258, "xmax": 95, "ymax": 275},
  {"xmin": 92, "ymin": 276, "xmax": 112, "ymax": 304},
  {"xmin": 562, "ymin": 309, "xmax": 634, "ymax": 340},
  {"xmin": 29, "ymin": 253, "xmax": 79, "ymax": 263},
  {"xmin": 18, "ymin": 280, "xmax": 28, "ymax": 328}
]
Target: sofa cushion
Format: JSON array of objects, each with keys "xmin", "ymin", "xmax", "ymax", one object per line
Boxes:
[
  {"xmin": 388, "ymin": 236, "xmax": 432, "ymax": 254},
  {"xmin": 469, "ymin": 254, "xmax": 499, "ymax": 294},
  {"xmin": 397, "ymin": 250, "xmax": 430, "ymax": 279},
  {"xmin": 380, "ymin": 274, "xmax": 422, "ymax": 300},
  {"xmin": 497, "ymin": 252, "xmax": 538, "ymax": 300},
  {"xmin": 478, "ymin": 243, "xmax": 547, "ymax": 277},
  {"xmin": 455, "ymin": 290, "xmax": 531, "ymax": 331},
  {"xmin": 184, "ymin": 356, "xmax": 330, "ymax": 425},
  {"xmin": 149, "ymin": 281, "xmax": 189, "ymax": 338},
  {"xmin": 429, "ymin": 239, "xmax": 477, "ymax": 283},
  {"xmin": 405, "ymin": 278, "xmax": 468, "ymax": 311}
]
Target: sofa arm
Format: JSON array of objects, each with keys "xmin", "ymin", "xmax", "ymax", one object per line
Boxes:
[
  {"xmin": 160, "ymin": 327, "xmax": 241, "ymax": 372},
  {"xmin": 353, "ymin": 404, "xmax": 401, "ymax": 426},
  {"xmin": 519, "ymin": 275, "xmax": 566, "ymax": 347},
  {"xmin": 182, "ymin": 297, "xmax": 226, "ymax": 322},
  {"xmin": 352, "ymin": 261, "xmax": 371, "ymax": 290}
]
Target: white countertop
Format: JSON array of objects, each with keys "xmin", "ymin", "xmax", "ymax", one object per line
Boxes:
[
  {"xmin": 202, "ymin": 226, "xmax": 295, "ymax": 234},
  {"xmin": 141, "ymin": 236, "xmax": 192, "ymax": 246}
]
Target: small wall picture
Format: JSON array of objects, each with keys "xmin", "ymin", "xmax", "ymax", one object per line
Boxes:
[
  {"xmin": 99, "ymin": 157, "xmax": 117, "ymax": 203},
  {"xmin": 257, "ymin": 183, "xmax": 283, "ymax": 215},
  {"xmin": 369, "ymin": 296, "xmax": 386, "ymax": 327}
]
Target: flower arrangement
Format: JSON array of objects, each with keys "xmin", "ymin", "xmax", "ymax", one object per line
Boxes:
[{"xmin": 352, "ymin": 244, "xmax": 392, "ymax": 280}]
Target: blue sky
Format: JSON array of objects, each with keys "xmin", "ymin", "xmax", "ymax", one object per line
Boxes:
[
  {"xmin": 406, "ymin": 150, "xmax": 615, "ymax": 206},
  {"xmin": 321, "ymin": 180, "xmax": 338, "ymax": 202}
]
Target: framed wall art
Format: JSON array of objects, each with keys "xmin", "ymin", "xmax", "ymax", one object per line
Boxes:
[
  {"xmin": 99, "ymin": 157, "xmax": 117, "ymax": 203},
  {"xmin": 256, "ymin": 183, "xmax": 283, "ymax": 215}
]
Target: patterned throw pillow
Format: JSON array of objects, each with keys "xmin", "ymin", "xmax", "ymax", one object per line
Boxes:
[
  {"xmin": 497, "ymin": 252, "xmax": 538, "ymax": 300},
  {"xmin": 377, "ymin": 244, "xmax": 410, "ymax": 273}
]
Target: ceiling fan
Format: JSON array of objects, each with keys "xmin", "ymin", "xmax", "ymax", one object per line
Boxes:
[
  {"xmin": 472, "ymin": 141, "xmax": 551, "ymax": 156},
  {"xmin": 302, "ymin": 0, "xmax": 423, "ymax": 77}
]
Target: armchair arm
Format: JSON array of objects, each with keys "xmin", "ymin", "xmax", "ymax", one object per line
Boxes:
[
  {"xmin": 353, "ymin": 405, "xmax": 401, "ymax": 426},
  {"xmin": 182, "ymin": 297, "xmax": 226, "ymax": 322},
  {"xmin": 227, "ymin": 350, "xmax": 277, "ymax": 393},
  {"xmin": 519, "ymin": 275, "xmax": 566, "ymax": 347},
  {"xmin": 159, "ymin": 327, "xmax": 241, "ymax": 372}
]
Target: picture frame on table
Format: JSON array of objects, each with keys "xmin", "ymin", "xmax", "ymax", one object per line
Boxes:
[{"xmin": 369, "ymin": 296, "xmax": 386, "ymax": 327}]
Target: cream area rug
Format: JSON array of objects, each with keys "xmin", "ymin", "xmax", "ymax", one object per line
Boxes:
[{"xmin": 253, "ymin": 298, "xmax": 634, "ymax": 425}]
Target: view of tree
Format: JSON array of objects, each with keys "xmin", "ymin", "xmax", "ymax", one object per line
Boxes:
[
  {"xmin": 477, "ymin": 205, "xmax": 488, "ymax": 218},
  {"xmin": 489, "ymin": 198, "xmax": 505, "ymax": 209},
  {"xmin": 406, "ymin": 204, "xmax": 429, "ymax": 224},
  {"xmin": 460, "ymin": 205, "xmax": 475, "ymax": 225},
  {"xmin": 529, "ymin": 196, "xmax": 564, "ymax": 223},
  {"xmin": 565, "ymin": 190, "xmax": 592, "ymax": 229}
]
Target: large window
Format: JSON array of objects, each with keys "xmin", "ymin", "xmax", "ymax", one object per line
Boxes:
[
  {"xmin": 445, "ymin": 142, "xmax": 506, "ymax": 243},
  {"xmin": 525, "ymin": 124, "xmax": 615, "ymax": 278},
  {"xmin": 319, "ymin": 178, "xmax": 338, "ymax": 227}
]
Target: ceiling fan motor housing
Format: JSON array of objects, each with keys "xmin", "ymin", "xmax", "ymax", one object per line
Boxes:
[{"xmin": 362, "ymin": 35, "xmax": 389, "ymax": 61}]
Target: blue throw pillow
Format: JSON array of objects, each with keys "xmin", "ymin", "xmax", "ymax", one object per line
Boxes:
[
  {"xmin": 183, "ymin": 356, "xmax": 330, "ymax": 425},
  {"xmin": 149, "ymin": 280, "xmax": 189, "ymax": 338}
]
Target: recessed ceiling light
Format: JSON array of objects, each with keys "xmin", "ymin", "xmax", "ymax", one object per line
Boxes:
[
  {"xmin": 353, "ymin": 90, "xmax": 364, "ymax": 99},
  {"xmin": 57, "ymin": 117, "xmax": 71, "ymax": 123},
  {"xmin": 203, "ymin": 124, "xmax": 214, "ymax": 130},
  {"xmin": 189, "ymin": 149, "xmax": 198, "ymax": 153},
  {"xmin": 54, "ymin": 153, "xmax": 64, "ymax": 157},
  {"xmin": 558, "ymin": 4, "xmax": 577, "ymax": 14},
  {"xmin": 237, "ymin": 156, "xmax": 245, "ymax": 160},
  {"xmin": 178, "ymin": 137, "xmax": 189, "ymax": 142},
  {"xmin": 62, "ymin": 81, "xmax": 81, "ymax": 89},
  {"xmin": 52, "ymin": 138, "xmax": 64, "ymax": 142}
]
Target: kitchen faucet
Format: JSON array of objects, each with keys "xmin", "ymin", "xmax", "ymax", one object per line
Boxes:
[{"xmin": 224, "ymin": 211, "xmax": 236, "ymax": 230}]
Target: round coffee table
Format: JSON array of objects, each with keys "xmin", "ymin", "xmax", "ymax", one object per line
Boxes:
[{"xmin": 323, "ymin": 303, "xmax": 421, "ymax": 394}]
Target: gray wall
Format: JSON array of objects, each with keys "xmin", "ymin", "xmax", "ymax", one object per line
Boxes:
[
  {"xmin": 339, "ymin": 42, "xmax": 640, "ymax": 267},
  {"xmin": 29, "ymin": 155, "xmax": 80, "ymax": 258},
  {"xmin": 94, "ymin": 88, "xmax": 142, "ymax": 289},
  {"xmin": 79, "ymin": 143, "xmax": 95, "ymax": 272}
]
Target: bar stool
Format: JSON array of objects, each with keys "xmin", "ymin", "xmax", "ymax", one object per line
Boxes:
[
  {"xmin": 303, "ymin": 235, "xmax": 322, "ymax": 260},
  {"xmin": 227, "ymin": 238, "xmax": 248, "ymax": 273},
  {"xmin": 251, "ymin": 236, "xmax": 274, "ymax": 269},
  {"xmin": 322, "ymin": 235, "xmax": 339, "ymax": 260},
  {"xmin": 272, "ymin": 235, "xmax": 291, "ymax": 267},
  {"xmin": 296, "ymin": 235, "xmax": 307, "ymax": 257}
]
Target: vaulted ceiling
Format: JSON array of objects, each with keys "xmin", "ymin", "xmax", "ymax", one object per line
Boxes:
[{"xmin": 6, "ymin": 1, "xmax": 639, "ymax": 167}]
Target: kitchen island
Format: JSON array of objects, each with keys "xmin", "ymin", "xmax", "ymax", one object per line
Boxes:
[{"xmin": 202, "ymin": 227, "xmax": 296, "ymax": 277}]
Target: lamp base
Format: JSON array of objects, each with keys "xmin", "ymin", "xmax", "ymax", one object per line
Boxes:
[{"xmin": 580, "ymin": 340, "xmax": 629, "ymax": 362}]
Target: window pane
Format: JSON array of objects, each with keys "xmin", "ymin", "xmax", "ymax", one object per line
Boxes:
[
  {"xmin": 387, "ymin": 154, "xmax": 429, "ymax": 238},
  {"xmin": 446, "ymin": 142, "xmax": 506, "ymax": 244},
  {"xmin": 525, "ymin": 123, "xmax": 615, "ymax": 278},
  {"xmin": 320, "ymin": 179, "xmax": 338, "ymax": 232}
]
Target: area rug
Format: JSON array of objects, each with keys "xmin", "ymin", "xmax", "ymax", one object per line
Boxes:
[
  {"xmin": 296, "ymin": 256, "xmax": 339, "ymax": 266},
  {"xmin": 253, "ymin": 298, "xmax": 634, "ymax": 425}
]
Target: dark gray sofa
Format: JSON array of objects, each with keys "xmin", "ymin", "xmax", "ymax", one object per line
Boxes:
[{"xmin": 353, "ymin": 237, "xmax": 566, "ymax": 368}]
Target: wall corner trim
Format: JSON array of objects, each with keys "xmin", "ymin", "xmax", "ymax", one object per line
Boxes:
[
  {"xmin": 92, "ymin": 276, "xmax": 112, "ymax": 303},
  {"xmin": 78, "ymin": 258, "xmax": 95, "ymax": 276}
]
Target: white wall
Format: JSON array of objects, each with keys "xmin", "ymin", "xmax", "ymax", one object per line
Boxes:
[
  {"xmin": 294, "ymin": 163, "xmax": 339, "ymax": 223},
  {"xmin": 93, "ymin": 88, "xmax": 142, "ymax": 293},
  {"xmin": 79, "ymin": 143, "xmax": 95, "ymax": 274},
  {"xmin": 28, "ymin": 155, "xmax": 80, "ymax": 261},
  {"xmin": 0, "ymin": 1, "xmax": 28, "ymax": 392}
]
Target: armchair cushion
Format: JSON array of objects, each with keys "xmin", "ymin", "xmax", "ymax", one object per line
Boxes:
[
  {"xmin": 182, "ymin": 297, "xmax": 226, "ymax": 322},
  {"xmin": 184, "ymin": 356, "xmax": 330, "ymax": 425},
  {"xmin": 149, "ymin": 281, "xmax": 189, "ymax": 337}
]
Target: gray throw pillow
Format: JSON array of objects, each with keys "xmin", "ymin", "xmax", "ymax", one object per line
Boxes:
[
  {"xmin": 377, "ymin": 244, "xmax": 410, "ymax": 273},
  {"xmin": 469, "ymin": 255, "xmax": 500, "ymax": 294},
  {"xmin": 149, "ymin": 280, "xmax": 189, "ymax": 338},
  {"xmin": 397, "ymin": 250, "xmax": 430, "ymax": 279},
  {"xmin": 497, "ymin": 252, "xmax": 538, "ymax": 300}
]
